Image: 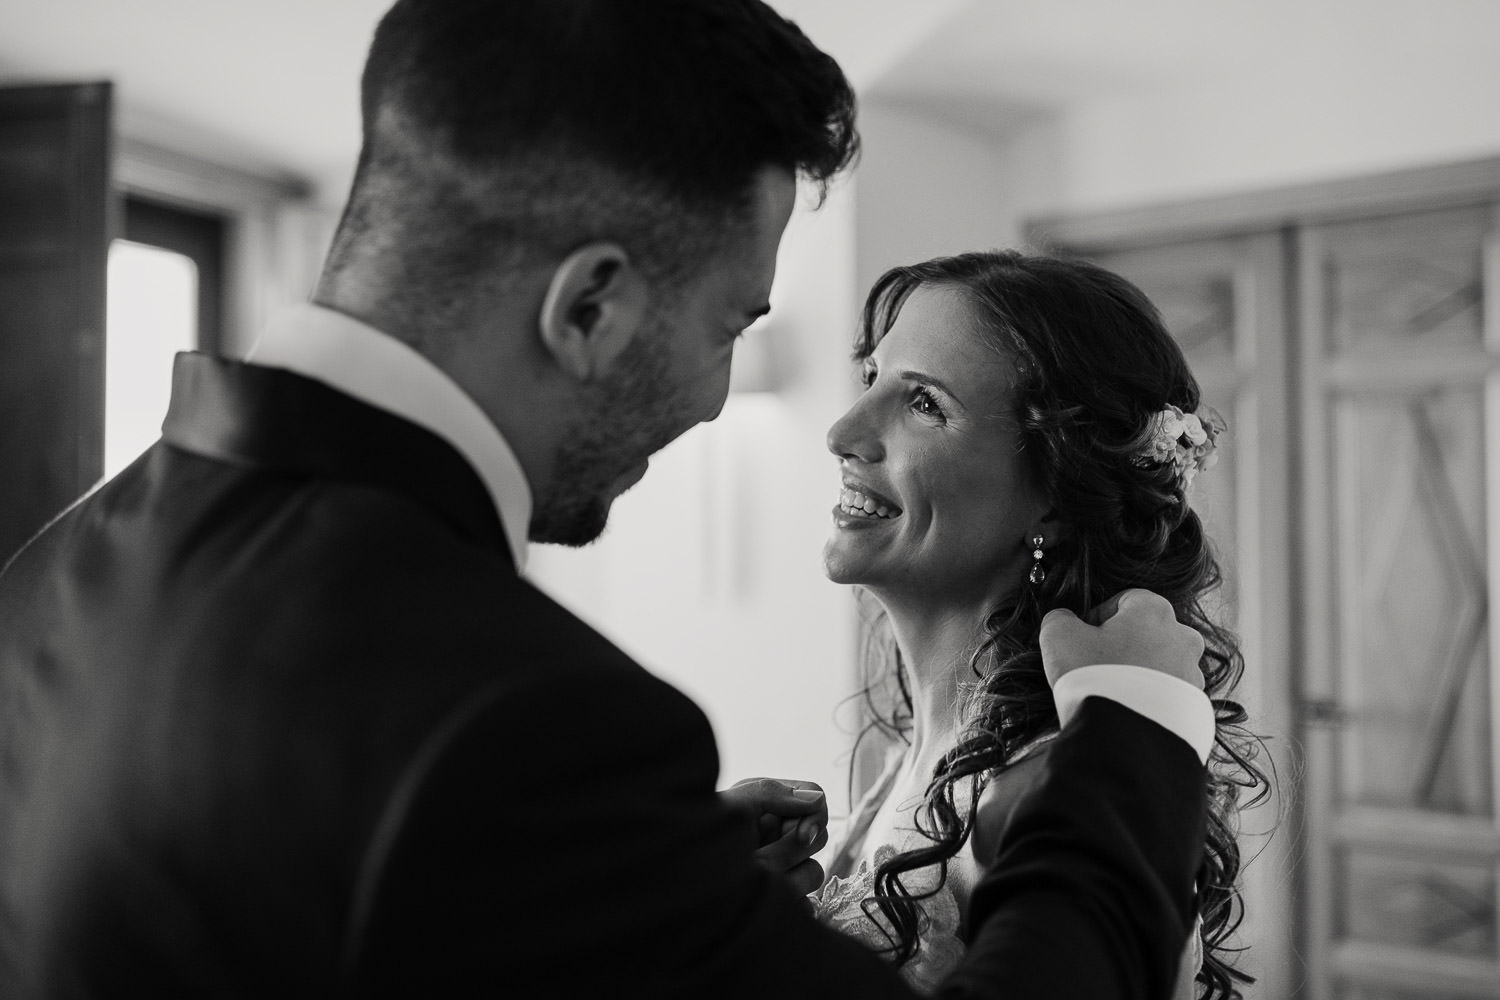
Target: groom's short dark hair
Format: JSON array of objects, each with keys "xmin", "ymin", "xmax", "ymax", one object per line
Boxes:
[{"xmin": 325, "ymin": 0, "xmax": 859, "ymax": 295}]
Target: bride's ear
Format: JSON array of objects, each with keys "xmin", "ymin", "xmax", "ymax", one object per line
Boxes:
[
  {"xmin": 1032, "ymin": 508, "xmax": 1073, "ymax": 548},
  {"xmin": 537, "ymin": 242, "xmax": 649, "ymax": 383}
]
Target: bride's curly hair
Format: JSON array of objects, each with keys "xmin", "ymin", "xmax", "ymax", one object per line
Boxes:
[{"xmin": 846, "ymin": 249, "xmax": 1271, "ymax": 999}]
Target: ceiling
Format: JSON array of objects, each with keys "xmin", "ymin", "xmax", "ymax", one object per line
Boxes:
[{"xmin": 2, "ymin": 0, "xmax": 1495, "ymax": 201}]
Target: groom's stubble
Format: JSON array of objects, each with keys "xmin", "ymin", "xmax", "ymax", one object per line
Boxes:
[{"xmin": 528, "ymin": 309, "xmax": 693, "ymax": 547}]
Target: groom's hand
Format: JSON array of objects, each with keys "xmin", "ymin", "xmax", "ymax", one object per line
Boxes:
[
  {"xmin": 720, "ymin": 777, "xmax": 829, "ymax": 895},
  {"xmin": 1040, "ymin": 588, "xmax": 1205, "ymax": 690}
]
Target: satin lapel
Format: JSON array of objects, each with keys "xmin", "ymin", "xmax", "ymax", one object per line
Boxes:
[{"xmin": 161, "ymin": 352, "xmax": 511, "ymax": 562}]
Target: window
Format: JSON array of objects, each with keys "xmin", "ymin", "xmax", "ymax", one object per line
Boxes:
[{"xmin": 104, "ymin": 195, "xmax": 225, "ymax": 478}]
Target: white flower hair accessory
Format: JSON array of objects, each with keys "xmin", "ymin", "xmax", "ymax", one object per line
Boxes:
[{"xmin": 1135, "ymin": 403, "xmax": 1225, "ymax": 490}]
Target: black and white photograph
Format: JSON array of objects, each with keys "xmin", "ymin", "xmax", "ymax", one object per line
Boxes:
[{"xmin": 2, "ymin": 2, "xmax": 1498, "ymax": 997}]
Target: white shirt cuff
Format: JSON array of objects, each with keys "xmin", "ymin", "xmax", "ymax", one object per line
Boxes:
[{"xmin": 1052, "ymin": 664, "xmax": 1213, "ymax": 765}]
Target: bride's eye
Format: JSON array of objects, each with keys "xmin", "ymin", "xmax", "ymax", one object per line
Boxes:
[
  {"xmin": 911, "ymin": 387, "xmax": 945, "ymax": 420},
  {"xmin": 859, "ymin": 362, "xmax": 877, "ymax": 389}
]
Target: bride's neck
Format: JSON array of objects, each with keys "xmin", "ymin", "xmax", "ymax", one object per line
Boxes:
[{"xmin": 881, "ymin": 599, "xmax": 995, "ymax": 766}]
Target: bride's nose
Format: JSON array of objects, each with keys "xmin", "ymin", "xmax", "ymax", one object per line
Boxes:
[{"xmin": 826, "ymin": 395, "xmax": 883, "ymax": 463}]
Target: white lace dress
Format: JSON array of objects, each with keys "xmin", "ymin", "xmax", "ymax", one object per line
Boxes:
[{"xmin": 807, "ymin": 747, "xmax": 967, "ymax": 993}]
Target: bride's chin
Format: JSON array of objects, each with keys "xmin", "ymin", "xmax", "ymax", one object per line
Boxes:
[{"xmin": 821, "ymin": 543, "xmax": 865, "ymax": 586}]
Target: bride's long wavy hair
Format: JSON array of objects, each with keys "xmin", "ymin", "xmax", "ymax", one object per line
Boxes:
[{"xmin": 845, "ymin": 250, "xmax": 1270, "ymax": 1000}]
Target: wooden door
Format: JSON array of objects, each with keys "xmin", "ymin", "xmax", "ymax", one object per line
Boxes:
[
  {"xmin": 1298, "ymin": 203, "xmax": 1500, "ymax": 999},
  {"xmin": 1036, "ymin": 157, "xmax": 1500, "ymax": 1000},
  {"xmin": 0, "ymin": 82, "xmax": 111, "ymax": 565},
  {"xmin": 1091, "ymin": 233, "xmax": 1299, "ymax": 999}
]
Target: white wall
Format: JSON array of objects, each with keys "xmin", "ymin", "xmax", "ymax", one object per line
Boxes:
[
  {"xmin": 851, "ymin": 101, "xmax": 1024, "ymax": 289},
  {"xmin": 1001, "ymin": 8, "xmax": 1500, "ymax": 216}
]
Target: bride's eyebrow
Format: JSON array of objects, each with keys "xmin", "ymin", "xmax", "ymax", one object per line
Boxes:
[{"xmin": 898, "ymin": 369, "xmax": 967, "ymax": 411}]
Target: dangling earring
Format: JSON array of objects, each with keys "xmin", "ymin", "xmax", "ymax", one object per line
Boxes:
[{"xmin": 1029, "ymin": 534, "xmax": 1046, "ymax": 585}]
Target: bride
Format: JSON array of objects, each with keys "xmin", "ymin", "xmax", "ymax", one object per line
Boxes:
[{"xmin": 809, "ymin": 250, "xmax": 1268, "ymax": 998}]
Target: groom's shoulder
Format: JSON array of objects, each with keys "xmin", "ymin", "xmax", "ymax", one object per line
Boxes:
[
  {"xmin": 387, "ymin": 553, "xmax": 694, "ymax": 715},
  {"xmin": 494, "ymin": 578, "xmax": 690, "ymax": 703},
  {"xmin": 410, "ymin": 575, "xmax": 716, "ymax": 776}
]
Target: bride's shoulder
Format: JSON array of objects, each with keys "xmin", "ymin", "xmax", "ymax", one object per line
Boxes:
[{"xmin": 971, "ymin": 732, "xmax": 1059, "ymax": 865}]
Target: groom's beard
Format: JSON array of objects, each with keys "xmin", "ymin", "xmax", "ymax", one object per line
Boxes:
[{"xmin": 529, "ymin": 321, "xmax": 685, "ymax": 547}]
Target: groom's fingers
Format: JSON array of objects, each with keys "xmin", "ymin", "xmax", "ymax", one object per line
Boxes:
[
  {"xmin": 778, "ymin": 814, "xmax": 828, "ymax": 850},
  {"xmin": 724, "ymin": 777, "xmax": 828, "ymax": 863},
  {"xmin": 1082, "ymin": 586, "xmax": 1157, "ymax": 626},
  {"xmin": 754, "ymin": 817, "xmax": 828, "ymax": 887},
  {"xmin": 1039, "ymin": 608, "xmax": 1086, "ymax": 686},
  {"xmin": 781, "ymin": 857, "xmax": 826, "ymax": 897},
  {"xmin": 727, "ymin": 777, "xmax": 827, "ymax": 817},
  {"xmin": 1041, "ymin": 589, "xmax": 1204, "ymax": 689},
  {"xmin": 1084, "ymin": 591, "xmax": 1123, "ymax": 626}
]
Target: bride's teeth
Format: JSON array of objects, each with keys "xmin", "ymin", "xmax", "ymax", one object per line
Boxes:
[{"xmin": 838, "ymin": 486, "xmax": 896, "ymax": 519}]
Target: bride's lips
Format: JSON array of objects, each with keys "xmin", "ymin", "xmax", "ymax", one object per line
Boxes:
[{"xmin": 832, "ymin": 478, "xmax": 902, "ymax": 525}]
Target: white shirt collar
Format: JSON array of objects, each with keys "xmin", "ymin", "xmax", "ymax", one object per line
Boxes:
[{"xmin": 244, "ymin": 303, "xmax": 531, "ymax": 572}]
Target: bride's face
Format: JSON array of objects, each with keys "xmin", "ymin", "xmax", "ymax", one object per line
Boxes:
[{"xmin": 822, "ymin": 284, "xmax": 1048, "ymax": 608}]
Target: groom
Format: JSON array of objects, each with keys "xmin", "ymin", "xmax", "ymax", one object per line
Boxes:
[{"xmin": 0, "ymin": 1, "xmax": 1209, "ymax": 997}]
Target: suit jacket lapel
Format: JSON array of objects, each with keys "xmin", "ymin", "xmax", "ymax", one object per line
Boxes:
[{"xmin": 162, "ymin": 352, "xmax": 512, "ymax": 561}]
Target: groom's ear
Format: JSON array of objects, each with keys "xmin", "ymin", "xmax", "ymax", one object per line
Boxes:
[{"xmin": 537, "ymin": 242, "xmax": 649, "ymax": 382}]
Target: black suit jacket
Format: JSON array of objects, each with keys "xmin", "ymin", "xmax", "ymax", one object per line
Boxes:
[{"xmin": 0, "ymin": 353, "xmax": 1204, "ymax": 998}]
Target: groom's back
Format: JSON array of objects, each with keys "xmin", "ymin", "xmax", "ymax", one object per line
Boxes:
[{"xmin": 0, "ymin": 420, "xmax": 699, "ymax": 997}]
